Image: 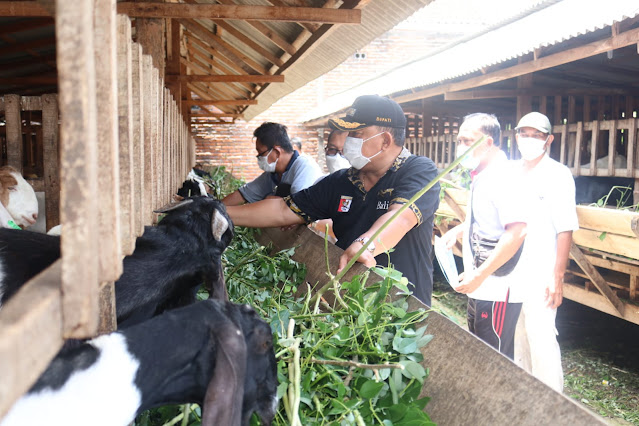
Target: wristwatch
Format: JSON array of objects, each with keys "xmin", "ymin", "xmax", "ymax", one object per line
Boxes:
[{"xmin": 354, "ymin": 237, "xmax": 375, "ymax": 254}]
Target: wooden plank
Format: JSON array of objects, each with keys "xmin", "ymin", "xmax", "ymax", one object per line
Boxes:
[
  {"xmin": 631, "ymin": 275, "xmax": 638, "ymax": 300},
  {"xmin": 117, "ymin": 2, "xmax": 361, "ymax": 23},
  {"xmin": 135, "ymin": 4, "xmax": 165, "ymax": 72},
  {"xmin": 94, "ymin": 0, "xmax": 122, "ymax": 282},
  {"xmin": 584, "ymin": 253, "xmax": 639, "ymax": 277},
  {"xmin": 569, "ymin": 243, "xmax": 624, "ymax": 315},
  {"xmin": 154, "ymin": 67, "xmax": 163, "ymax": 210},
  {"xmin": 576, "ymin": 205, "xmax": 639, "ymax": 237},
  {"xmin": 0, "ymin": 261, "xmax": 63, "ymax": 418},
  {"xmin": 131, "ymin": 41, "xmax": 145, "ymax": 236},
  {"xmin": 564, "ymin": 283, "xmax": 639, "ymax": 326},
  {"xmin": 117, "ymin": 14, "xmax": 136, "ymax": 255},
  {"xmin": 573, "ymin": 228, "xmax": 639, "ymax": 263},
  {"xmin": 172, "ymin": 74, "xmax": 285, "ymax": 83},
  {"xmin": 18, "ymin": 96, "xmax": 43, "ymax": 111},
  {"xmin": 98, "ymin": 281, "xmax": 117, "ymax": 334},
  {"xmin": 0, "ymin": 2, "xmax": 50, "ymax": 16},
  {"xmin": 589, "ymin": 119, "xmax": 599, "ymax": 174},
  {"xmin": 5, "ymin": 94, "xmax": 22, "ymax": 171},
  {"xmin": 41, "ymin": 95, "xmax": 59, "ymax": 231},
  {"xmin": 627, "ymin": 117, "xmax": 636, "ymax": 177},
  {"xmin": 57, "ymin": 0, "xmax": 99, "ymax": 338},
  {"xmin": 573, "ymin": 120, "xmax": 583, "ymax": 176},
  {"xmin": 393, "ymin": 26, "xmax": 639, "ymax": 105},
  {"xmin": 184, "ymin": 99, "xmax": 256, "ymax": 106},
  {"xmin": 142, "ymin": 54, "xmax": 155, "ymax": 224},
  {"xmin": 608, "ymin": 119, "xmax": 617, "ymax": 175},
  {"xmin": 443, "ymin": 189, "xmax": 466, "ymax": 222}
]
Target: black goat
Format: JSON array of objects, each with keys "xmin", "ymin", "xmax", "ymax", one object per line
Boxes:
[
  {"xmin": 177, "ymin": 168, "xmax": 210, "ymax": 197},
  {"xmin": 1, "ymin": 300, "xmax": 278, "ymax": 426},
  {"xmin": 0, "ymin": 197, "xmax": 234, "ymax": 328}
]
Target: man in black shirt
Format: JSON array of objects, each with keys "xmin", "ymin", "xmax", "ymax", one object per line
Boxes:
[{"xmin": 226, "ymin": 95, "xmax": 440, "ymax": 305}]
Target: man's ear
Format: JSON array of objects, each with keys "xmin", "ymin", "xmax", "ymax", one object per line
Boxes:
[
  {"xmin": 546, "ymin": 134, "xmax": 555, "ymax": 148},
  {"xmin": 382, "ymin": 131, "xmax": 393, "ymax": 148}
]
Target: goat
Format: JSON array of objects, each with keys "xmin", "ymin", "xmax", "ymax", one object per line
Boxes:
[
  {"xmin": 0, "ymin": 166, "xmax": 38, "ymax": 228},
  {"xmin": 177, "ymin": 168, "xmax": 210, "ymax": 198},
  {"xmin": 1, "ymin": 299, "xmax": 278, "ymax": 426},
  {"xmin": 0, "ymin": 197, "xmax": 234, "ymax": 326}
]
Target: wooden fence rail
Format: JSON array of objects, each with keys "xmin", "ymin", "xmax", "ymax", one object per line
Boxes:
[{"xmin": 0, "ymin": 2, "xmax": 195, "ymax": 419}]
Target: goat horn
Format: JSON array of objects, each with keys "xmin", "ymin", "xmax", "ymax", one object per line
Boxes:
[
  {"xmin": 153, "ymin": 198, "xmax": 194, "ymax": 213},
  {"xmin": 211, "ymin": 209, "xmax": 229, "ymax": 241}
]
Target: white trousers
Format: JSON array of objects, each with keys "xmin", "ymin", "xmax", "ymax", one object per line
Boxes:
[{"xmin": 514, "ymin": 294, "xmax": 564, "ymax": 392}]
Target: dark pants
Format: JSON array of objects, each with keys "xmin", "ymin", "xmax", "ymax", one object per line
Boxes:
[{"xmin": 467, "ymin": 292, "xmax": 522, "ymax": 359}]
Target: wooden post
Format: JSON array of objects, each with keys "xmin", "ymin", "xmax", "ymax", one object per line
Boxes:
[
  {"xmin": 516, "ymin": 72, "xmax": 533, "ymax": 121},
  {"xmin": 117, "ymin": 14, "xmax": 135, "ymax": 256},
  {"xmin": 94, "ymin": 0, "xmax": 122, "ymax": 284},
  {"xmin": 136, "ymin": 0, "xmax": 166, "ymax": 73},
  {"xmin": 131, "ymin": 41, "xmax": 145, "ymax": 236},
  {"xmin": 608, "ymin": 120, "xmax": 617, "ymax": 176},
  {"xmin": 627, "ymin": 118, "xmax": 636, "ymax": 178},
  {"xmin": 567, "ymin": 95, "xmax": 576, "ymax": 168},
  {"xmin": 57, "ymin": 0, "xmax": 99, "ymax": 338},
  {"xmin": 142, "ymin": 54, "xmax": 156, "ymax": 222},
  {"xmin": 589, "ymin": 120, "xmax": 599, "ymax": 175},
  {"xmin": 41, "ymin": 94, "xmax": 59, "ymax": 231},
  {"xmin": 5, "ymin": 94, "xmax": 22, "ymax": 172},
  {"xmin": 154, "ymin": 67, "xmax": 163, "ymax": 211}
]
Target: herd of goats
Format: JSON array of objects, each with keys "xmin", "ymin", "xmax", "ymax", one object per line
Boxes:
[{"xmin": 0, "ymin": 165, "xmax": 278, "ymax": 426}]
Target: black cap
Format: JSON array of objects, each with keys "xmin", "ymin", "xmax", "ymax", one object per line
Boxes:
[{"xmin": 329, "ymin": 95, "xmax": 407, "ymax": 131}]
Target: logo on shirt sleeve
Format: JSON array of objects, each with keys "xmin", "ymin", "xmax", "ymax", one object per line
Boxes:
[{"xmin": 338, "ymin": 195, "xmax": 352, "ymax": 212}]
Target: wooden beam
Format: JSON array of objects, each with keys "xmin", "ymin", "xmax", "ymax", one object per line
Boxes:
[
  {"xmin": 170, "ymin": 74, "xmax": 284, "ymax": 83},
  {"xmin": 0, "ymin": 2, "xmax": 49, "ymax": 16},
  {"xmin": 4, "ymin": 95, "xmax": 22, "ymax": 172},
  {"xmin": 191, "ymin": 112, "xmax": 242, "ymax": 118},
  {"xmin": 116, "ymin": 3, "xmax": 361, "ymax": 24},
  {"xmin": 184, "ymin": 99, "xmax": 257, "ymax": 106},
  {"xmin": 564, "ymin": 282, "xmax": 639, "ymax": 326},
  {"xmin": 0, "ymin": 261, "xmax": 63, "ymax": 419},
  {"xmin": 569, "ymin": 243, "xmax": 625, "ymax": 316},
  {"xmin": 57, "ymin": 0, "xmax": 99, "ymax": 338},
  {"xmin": 394, "ymin": 26, "xmax": 639, "ymax": 105}
]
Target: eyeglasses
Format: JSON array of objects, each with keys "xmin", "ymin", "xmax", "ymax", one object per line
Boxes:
[
  {"xmin": 325, "ymin": 147, "xmax": 343, "ymax": 156},
  {"xmin": 517, "ymin": 131, "xmax": 548, "ymax": 140},
  {"xmin": 255, "ymin": 147, "xmax": 272, "ymax": 158}
]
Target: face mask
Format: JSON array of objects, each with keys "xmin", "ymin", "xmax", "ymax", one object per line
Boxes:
[
  {"xmin": 257, "ymin": 149, "xmax": 278, "ymax": 173},
  {"xmin": 517, "ymin": 137, "xmax": 547, "ymax": 161},
  {"xmin": 325, "ymin": 153, "xmax": 351, "ymax": 173},
  {"xmin": 343, "ymin": 132, "xmax": 384, "ymax": 170},
  {"xmin": 456, "ymin": 144, "xmax": 481, "ymax": 170}
]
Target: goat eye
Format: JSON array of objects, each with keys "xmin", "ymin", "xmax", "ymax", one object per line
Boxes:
[{"xmin": 8, "ymin": 186, "xmax": 17, "ymax": 192}]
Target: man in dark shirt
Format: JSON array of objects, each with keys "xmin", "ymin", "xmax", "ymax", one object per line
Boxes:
[{"xmin": 226, "ymin": 95, "xmax": 440, "ymax": 305}]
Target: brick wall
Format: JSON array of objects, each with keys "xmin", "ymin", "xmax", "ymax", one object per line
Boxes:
[{"xmin": 194, "ymin": 13, "xmax": 468, "ymax": 181}]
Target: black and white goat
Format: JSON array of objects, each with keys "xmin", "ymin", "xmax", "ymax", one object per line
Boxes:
[
  {"xmin": 177, "ymin": 168, "xmax": 210, "ymax": 198},
  {"xmin": 0, "ymin": 197, "xmax": 234, "ymax": 326},
  {"xmin": 1, "ymin": 300, "xmax": 278, "ymax": 426},
  {"xmin": 0, "ymin": 166, "xmax": 38, "ymax": 229}
]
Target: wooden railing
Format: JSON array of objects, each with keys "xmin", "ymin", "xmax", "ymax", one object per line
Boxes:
[{"xmin": 0, "ymin": 4, "xmax": 195, "ymax": 419}]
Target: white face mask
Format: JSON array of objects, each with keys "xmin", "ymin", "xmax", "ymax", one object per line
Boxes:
[
  {"xmin": 456, "ymin": 144, "xmax": 480, "ymax": 170},
  {"xmin": 257, "ymin": 149, "xmax": 278, "ymax": 173},
  {"xmin": 517, "ymin": 137, "xmax": 547, "ymax": 161},
  {"xmin": 325, "ymin": 153, "xmax": 351, "ymax": 173},
  {"xmin": 343, "ymin": 132, "xmax": 384, "ymax": 170}
]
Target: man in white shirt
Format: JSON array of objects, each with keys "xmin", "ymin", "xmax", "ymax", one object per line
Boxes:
[
  {"xmin": 443, "ymin": 113, "xmax": 527, "ymax": 359},
  {"xmin": 511, "ymin": 112, "xmax": 579, "ymax": 392}
]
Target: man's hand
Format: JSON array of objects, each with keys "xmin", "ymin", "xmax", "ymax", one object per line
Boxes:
[
  {"xmin": 337, "ymin": 241, "xmax": 376, "ymax": 274},
  {"xmin": 545, "ymin": 275, "xmax": 563, "ymax": 309},
  {"xmin": 455, "ymin": 269, "xmax": 488, "ymax": 294}
]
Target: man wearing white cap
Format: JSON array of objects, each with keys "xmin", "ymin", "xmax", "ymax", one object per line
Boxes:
[{"xmin": 511, "ymin": 112, "xmax": 579, "ymax": 392}]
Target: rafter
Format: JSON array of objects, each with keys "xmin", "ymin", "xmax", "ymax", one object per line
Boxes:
[
  {"xmin": 117, "ymin": 2, "xmax": 361, "ymax": 24},
  {"xmin": 186, "ymin": 33, "xmax": 250, "ymax": 76},
  {"xmin": 170, "ymin": 74, "xmax": 284, "ymax": 83},
  {"xmin": 184, "ymin": 99, "xmax": 257, "ymax": 106},
  {"xmin": 182, "ymin": 52, "xmax": 253, "ymax": 91},
  {"xmin": 181, "ymin": 58, "xmax": 250, "ymax": 99}
]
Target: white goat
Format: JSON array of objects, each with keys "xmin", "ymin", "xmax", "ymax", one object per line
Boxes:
[{"xmin": 0, "ymin": 166, "xmax": 38, "ymax": 229}]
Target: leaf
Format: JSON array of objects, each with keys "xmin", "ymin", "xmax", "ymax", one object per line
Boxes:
[
  {"xmin": 359, "ymin": 380, "xmax": 385, "ymax": 399},
  {"xmin": 393, "ymin": 336, "xmax": 418, "ymax": 355},
  {"xmin": 416, "ymin": 334, "xmax": 434, "ymax": 348},
  {"xmin": 400, "ymin": 361, "xmax": 427, "ymax": 383},
  {"xmin": 276, "ymin": 381, "xmax": 288, "ymax": 399},
  {"xmin": 598, "ymin": 231, "xmax": 607, "ymax": 241}
]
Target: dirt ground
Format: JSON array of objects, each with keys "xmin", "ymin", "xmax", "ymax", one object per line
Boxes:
[{"xmin": 430, "ymin": 270, "xmax": 639, "ymax": 425}]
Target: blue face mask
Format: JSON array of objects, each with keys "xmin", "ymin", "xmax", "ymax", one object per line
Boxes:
[{"xmin": 456, "ymin": 145, "xmax": 480, "ymax": 170}]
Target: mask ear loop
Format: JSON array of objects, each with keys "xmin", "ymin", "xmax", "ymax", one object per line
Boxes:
[{"xmin": 362, "ymin": 132, "xmax": 386, "ymax": 161}]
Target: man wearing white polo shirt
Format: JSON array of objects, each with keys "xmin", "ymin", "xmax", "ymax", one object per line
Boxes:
[{"xmin": 511, "ymin": 112, "xmax": 579, "ymax": 392}]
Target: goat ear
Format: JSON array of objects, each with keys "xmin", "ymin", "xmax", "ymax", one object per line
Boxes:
[
  {"xmin": 201, "ymin": 327, "xmax": 247, "ymax": 426},
  {"xmin": 253, "ymin": 325, "xmax": 273, "ymax": 355},
  {"xmin": 154, "ymin": 198, "xmax": 193, "ymax": 213},
  {"xmin": 211, "ymin": 209, "xmax": 229, "ymax": 241}
]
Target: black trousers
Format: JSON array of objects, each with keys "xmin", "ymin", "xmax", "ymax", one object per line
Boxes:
[{"xmin": 467, "ymin": 292, "xmax": 522, "ymax": 360}]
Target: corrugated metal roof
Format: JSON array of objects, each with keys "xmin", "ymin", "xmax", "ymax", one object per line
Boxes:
[{"xmin": 303, "ymin": 0, "xmax": 639, "ymax": 122}]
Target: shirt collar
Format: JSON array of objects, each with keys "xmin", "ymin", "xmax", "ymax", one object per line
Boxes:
[{"xmin": 270, "ymin": 150, "xmax": 298, "ymax": 183}]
